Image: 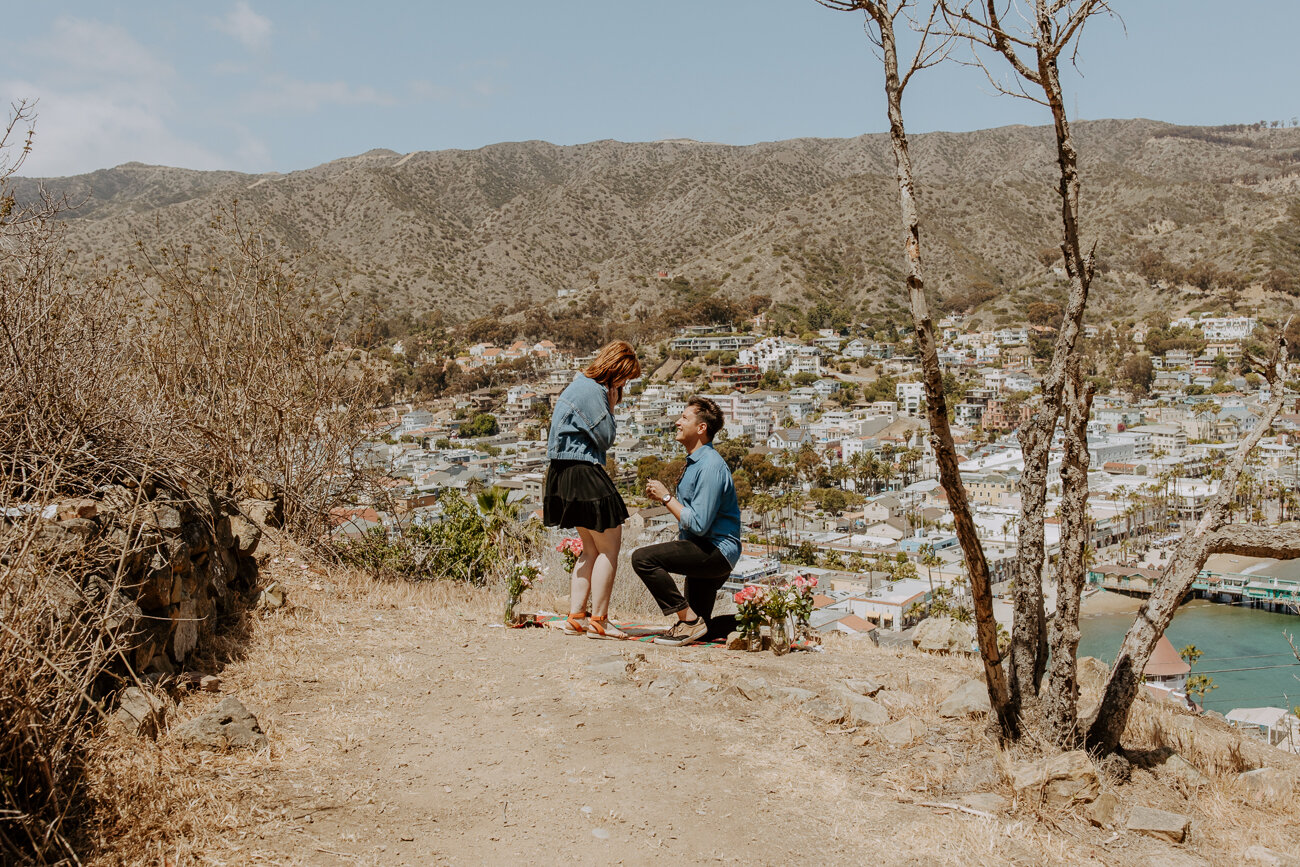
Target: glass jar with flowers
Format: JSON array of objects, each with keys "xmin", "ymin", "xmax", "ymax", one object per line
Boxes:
[
  {"xmin": 733, "ymin": 585, "xmax": 767, "ymax": 652},
  {"xmin": 764, "ymin": 580, "xmax": 793, "ymax": 656},
  {"xmin": 504, "ymin": 561, "xmax": 541, "ymax": 625},
  {"xmin": 789, "ymin": 573, "xmax": 818, "ymax": 643}
]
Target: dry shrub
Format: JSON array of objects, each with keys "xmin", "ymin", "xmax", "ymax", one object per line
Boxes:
[
  {"xmin": 0, "ymin": 481, "xmax": 142, "ymax": 862},
  {"xmin": 131, "ymin": 207, "xmax": 376, "ymax": 538},
  {"xmin": 0, "ymin": 102, "xmax": 376, "ymax": 863}
]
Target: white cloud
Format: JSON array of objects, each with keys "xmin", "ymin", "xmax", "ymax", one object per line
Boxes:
[
  {"xmin": 2, "ymin": 16, "xmax": 269, "ymax": 176},
  {"xmin": 4, "ymin": 80, "xmax": 236, "ymax": 176},
  {"xmin": 212, "ymin": 2, "xmax": 272, "ymax": 51},
  {"xmin": 249, "ymin": 77, "xmax": 395, "ymax": 113}
]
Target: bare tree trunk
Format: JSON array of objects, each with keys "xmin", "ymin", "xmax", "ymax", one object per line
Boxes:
[
  {"xmin": 940, "ymin": 0, "xmax": 1103, "ymax": 721},
  {"xmin": 1087, "ymin": 343, "xmax": 1289, "ymax": 754},
  {"xmin": 1044, "ymin": 358, "xmax": 1093, "ymax": 746},
  {"xmin": 1007, "ymin": 7, "xmax": 1098, "ymax": 714},
  {"xmin": 837, "ymin": 0, "xmax": 1016, "ymax": 736}
]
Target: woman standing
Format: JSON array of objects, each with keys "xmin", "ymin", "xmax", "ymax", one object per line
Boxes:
[{"xmin": 544, "ymin": 340, "xmax": 640, "ymax": 639}]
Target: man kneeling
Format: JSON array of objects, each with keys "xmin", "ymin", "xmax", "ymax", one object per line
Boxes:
[{"xmin": 635, "ymin": 396, "xmax": 740, "ymax": 647}]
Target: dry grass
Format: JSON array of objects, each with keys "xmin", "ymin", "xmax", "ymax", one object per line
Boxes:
[
  {"xmin": 80, "ymin": 545, "xmax": 1300, "ymax": 865},
  {"xmin": 0, "ymin": 100, "xmax": 377, "ymax": 861}
]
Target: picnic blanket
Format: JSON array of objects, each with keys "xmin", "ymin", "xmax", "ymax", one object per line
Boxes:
[
  {"xmin": 512, "ymin": 612, "xmax": 817, "ymax": 650},
  {"xmin": 528, "ymin": 614, "xmax": 728, "ymax": 646}
]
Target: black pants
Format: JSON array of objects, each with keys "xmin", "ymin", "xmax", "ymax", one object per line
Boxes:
[{"xmin": 631, "ymin": 539, "xmax": 736, "ymax": 639}]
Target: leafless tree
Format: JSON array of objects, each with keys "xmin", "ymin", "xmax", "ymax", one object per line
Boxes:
[
  {"xmin": 814, "ymin": 0, "xmax": 1015, "ymax": 735},
  {"xmin": 1087, "ymin": 333, "xmax": 1297, "ymax": 753},
  {"xmin": 940, "ymin": 0, "xmax": 1113, "ymax": 722},
  {"xmin": 1044, "ymin": 356, "xmax": 1093, "ymax": 745}
]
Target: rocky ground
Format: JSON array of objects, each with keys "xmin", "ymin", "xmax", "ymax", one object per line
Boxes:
[{"xmin": 99, "ymin": 551, "xmax": 1300, "ymax": 866}]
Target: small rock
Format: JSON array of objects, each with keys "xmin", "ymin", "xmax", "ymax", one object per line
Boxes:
[
  {"xmin": 240, "ymin": 498, "xmax": 282, "ymax": 528},
  {"xmin": 1243, "ymin": 845, "xmax": 1289, "ymax": 866},
  {"xmin": 878, "ymin": 690, "xmax": 918, "ymax": 711},
  {"xmin": 1085, "ymin": 791, "xmax": 1121, "ymax": 828},
  {"xmin": 591, "ymin": 828, "xmax": 610, "ymax": 840},
  {"xmin": 939, "ymin": 679, "xmax": 991, "ymax": 718},
  {"xmin": 147, "ymin": 654, "xmax": 176, "ymax": 676},
  {"xmin": 801, "ymin": 697, "xmax": 845, "ymax": 725},
  {"xmin": 879, "ymin": 715, "xmax": 926, "ymax": 746},
  {"xmin": 173, "ymin": 697, "xmax": 268, "ymax": 750},
  {"xmin": 913, "ymin": 616, "xmax": 974, "ymax": 654},
  {"xmin": 148, "ymin": 503, "xmax": 183, "ymax": 531},
  {"xmin": 773, "ymin": 686, "xmax": 817, "ymax": 703},
  {"xmin": 256, "ymin": 581, "xmax": 285, "ymax": 610},
  {"xmin": 200, "ymin": 675, "xmax": 221, "ymax": 693},
  {"xmin": 725, "ymin": 632, "xmax": 748, "ymax": 650},
  {"xmin": 1161, "ymin": 753, "xmax": 1209, "ymax": 790},
  {"xmin": 957, "ymin": 793, "xmax": 1008, "ymax": 814},
  {"xmin": 733, "ymin": 678, "xmax": 772, "ymax": 701},
  {"xmin": 1012, "ymin": 750, "xmax": 1100, "ymax": 808},
  {"xmin": 1237, "ymin": 767, "xmax": 1296, "ymax": 803},
  {"xmin": 645, "ymin": 676, "xmax": 680, "ymax": 696},
  {"xmin": 843, "ymin": 679, "xmax": 883, "ymax": 697},
  {"xmin": 113, "ymin": 687, "xmax": 167, "ymax": 739},
  {"xmin": 843, "ymin": 693, "xmax": 890, "ymax": 726},
  {"xmin": 228, "ymin": 514, "xmax": 263, "ymax": 556},
  {"xmin": 1126, "ymin": 804, "xmax": 1191, "ymax": 843}
]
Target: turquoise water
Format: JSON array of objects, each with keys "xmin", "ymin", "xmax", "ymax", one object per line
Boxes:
[{"xmin": 1077, "ymin": 599, "xmax": 1300, "ymax": 714}]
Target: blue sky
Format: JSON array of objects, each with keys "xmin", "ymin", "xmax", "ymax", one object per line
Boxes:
[{"xmin": 4, "ymin": 1, "xmax": 1297, "ymax": 177}]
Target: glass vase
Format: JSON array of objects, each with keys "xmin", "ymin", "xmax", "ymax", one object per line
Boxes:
[
  {"xmin": 770, "ymin": 616, "xmax": 791, "ymax": 656},
  {"xmin": 794, "ymin": 616, "xmax": 812, "ymax": 644},
  {"xmin": 503, "ymin": 594, "xmax": 520, "ymax": 626},
  {"xmin": 741, "ymin": 628, "xmax": 763, "ymax": 652}
]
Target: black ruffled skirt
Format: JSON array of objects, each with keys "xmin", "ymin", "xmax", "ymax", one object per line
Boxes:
[{"xmin": 543, "ymin": 460, "xmax": 629, "ymax": 532}]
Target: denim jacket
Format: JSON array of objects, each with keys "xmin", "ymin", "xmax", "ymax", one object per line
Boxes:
[{"xmin": 547, "ymin": 372, "xmax": 615, "ymax": 464}]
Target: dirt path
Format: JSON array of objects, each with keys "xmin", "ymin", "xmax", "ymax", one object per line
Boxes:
[{"xmin": 132, "ymin": 557, "xmax": 1299, "ymax": 866}]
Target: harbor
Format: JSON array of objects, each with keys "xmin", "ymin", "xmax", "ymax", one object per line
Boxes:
[{"xmin": 1077, "ymin": 590, "xmax": 1300, "ymax": 716}]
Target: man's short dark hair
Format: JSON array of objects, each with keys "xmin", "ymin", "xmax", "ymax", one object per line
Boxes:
[{"xmin": 688, "ymin": 396, "xmax": 724, "ymax": 442}]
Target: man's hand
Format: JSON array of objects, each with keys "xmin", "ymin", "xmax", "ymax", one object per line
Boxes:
[{"xmin": 646, "ymin": 479, "xmax": 669, "ymax": 503}]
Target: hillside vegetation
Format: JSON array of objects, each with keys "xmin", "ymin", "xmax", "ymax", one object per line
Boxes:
[{"xmin": 14, "ymin": 120, "xmax": 1300, "ymax": 328}]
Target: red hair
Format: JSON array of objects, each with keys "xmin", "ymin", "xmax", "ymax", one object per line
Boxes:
[{"xmin": 583, "ymin": 340, "xmax": 641, "ymax": 388}]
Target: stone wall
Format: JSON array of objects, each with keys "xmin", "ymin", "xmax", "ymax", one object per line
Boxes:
[{"xmin": 26, "ymin": 485, "xmax": 277, "ymax": 675}]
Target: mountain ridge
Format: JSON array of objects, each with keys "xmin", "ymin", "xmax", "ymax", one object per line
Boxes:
[{"xmin": 13, "ymin": 118, "xmax": 1300, "ymax": 325}]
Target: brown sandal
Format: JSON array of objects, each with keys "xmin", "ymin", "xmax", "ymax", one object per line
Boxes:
[
  {"xmin": 585, "ymin": 615, "xmax": 628, "ymax": 640},
  {"xmin": 563, "ymin": 612, "xmax": 590, "ymax": 636}
]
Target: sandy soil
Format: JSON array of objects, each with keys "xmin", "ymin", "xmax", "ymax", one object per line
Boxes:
[{"xmin": 116, "ymin": 554, "xmax": 1300, "ymax": 866}]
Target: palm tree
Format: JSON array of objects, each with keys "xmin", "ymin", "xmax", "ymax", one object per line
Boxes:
[
  {"xmin": 1178, "ymin": 644, "xmax": 1203, "ymax": 667},
  {"xmin": 918, "ymin": 543, "xmax": 941, "ymax": 594}
]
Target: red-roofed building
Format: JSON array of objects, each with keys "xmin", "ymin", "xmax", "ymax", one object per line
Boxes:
[{"xmin": 821, "ymin": 614, "xmax": 879, "ymax": 637}]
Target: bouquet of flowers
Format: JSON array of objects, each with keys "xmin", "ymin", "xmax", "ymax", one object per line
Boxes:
[
  {"xmin": 789, "ymin": 573, "xmax": 818, "ymax": 638},
  {"xmin": 764, "ymin": 578, "xmax": 793, "ymax": 655},
  {"xmin": 556, "ymin": 537, "xmax": 583, "ymax": 572},
  {"xmin": 504, "ymin": 561, "xmax": 541, "ymax": 625},
  {"xmin": 507, "ymin": 561, "xmax": 542, "ymax": 599},
  {"xmin": 733, "ymin": 584, "xmax": 768, "ymax": 642}
]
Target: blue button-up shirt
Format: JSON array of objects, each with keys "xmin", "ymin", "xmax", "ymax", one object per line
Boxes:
[{"xmin": 676, "ymin": 443, "xmax": 741, "ymax": 566}]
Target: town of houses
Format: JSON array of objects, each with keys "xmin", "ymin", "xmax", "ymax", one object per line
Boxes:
[{"xmin": 336, "ymin": 309, "xmax": 1300, "ymax": 657}]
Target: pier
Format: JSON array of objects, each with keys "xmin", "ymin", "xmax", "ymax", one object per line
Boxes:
[{"xmin": 1087, "ymin": 565, "xmax": 1300, "ymax": 614}]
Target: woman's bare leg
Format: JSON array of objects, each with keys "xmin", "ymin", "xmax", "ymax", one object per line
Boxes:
[
  {"xmin": 585, "ymin": 525, "xmax": 623, "ymax": 620},
  {"xmin": 570, "ymin": 527, "xmax": 596, "ymax": 616}
]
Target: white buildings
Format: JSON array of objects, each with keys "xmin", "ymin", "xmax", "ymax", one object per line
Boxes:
[
  {"xmin": 1128, "ymin": 423, "xmax": 1188, "ymax": 458},
  {"xmin": 896, "ymin": 381, "xmax": 924, "ymax": 415},
  {"xmin": 738, "ymin": 337, "xmax": 796, "ymax": 373},
  {"xmin": 1172, "ymin": 314, "xmax": 1257, "ymax": 341}
]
